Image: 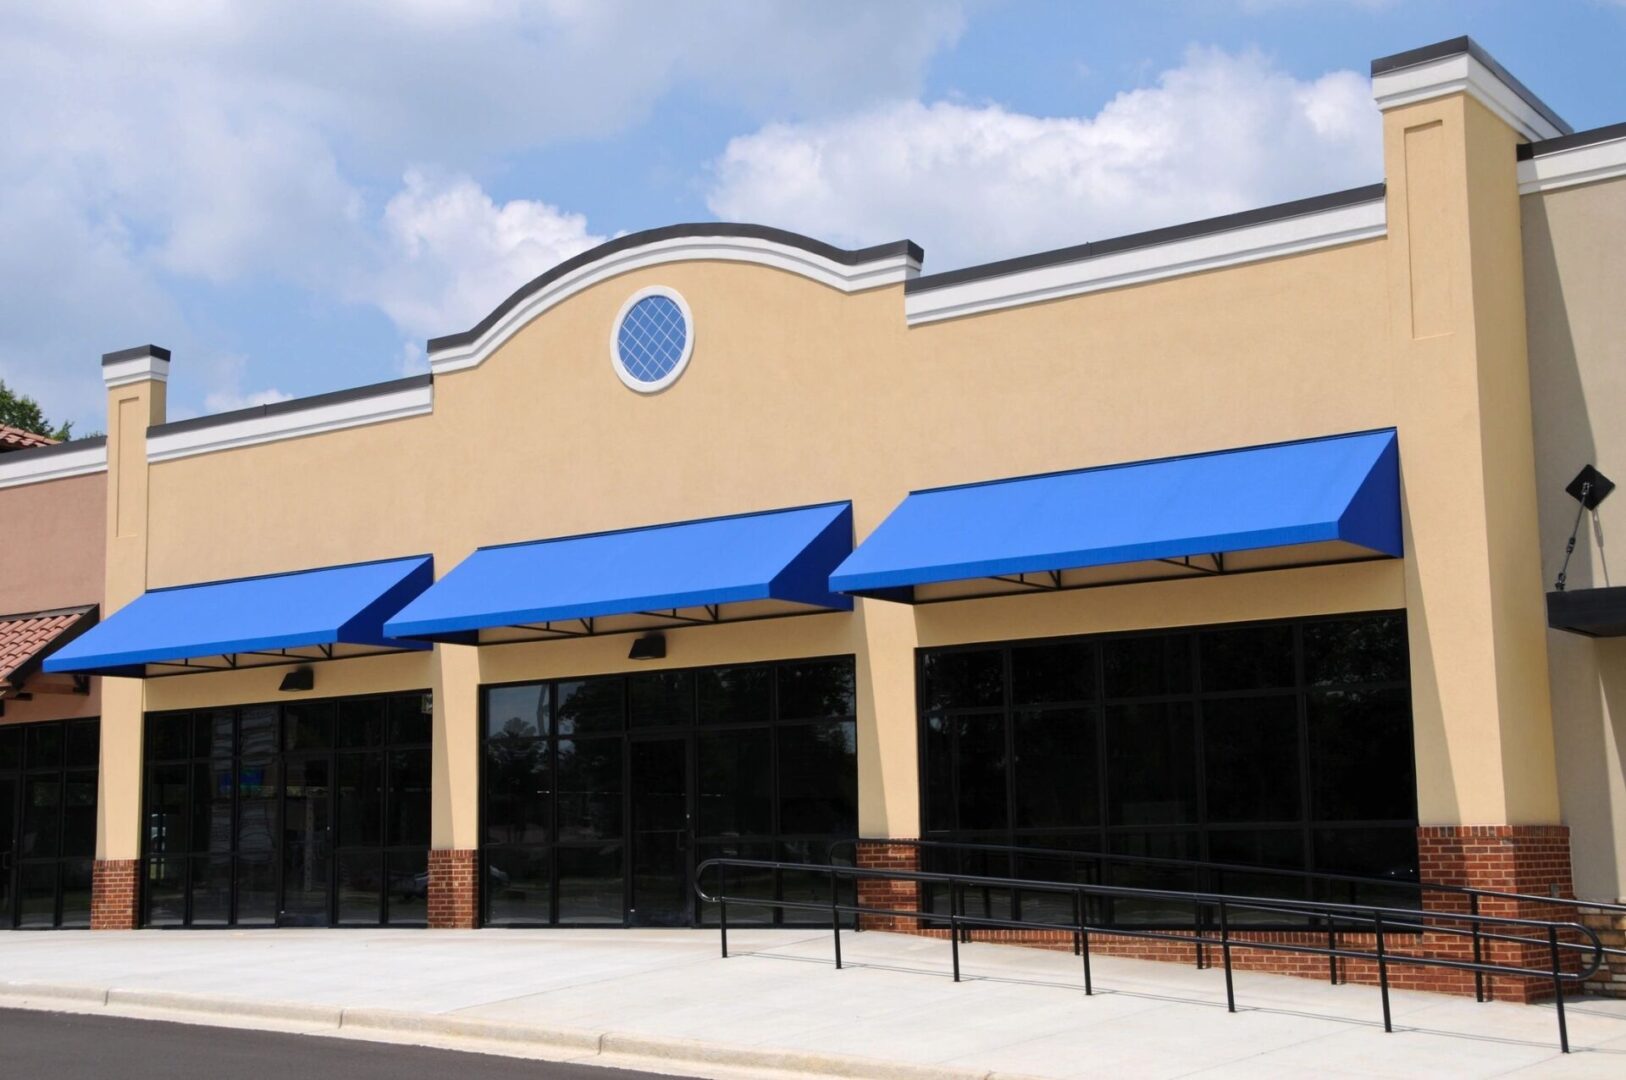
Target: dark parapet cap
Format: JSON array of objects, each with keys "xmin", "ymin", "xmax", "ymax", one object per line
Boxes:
[
  {"xmin": 1371, "ymin": 36, "xmax": 1572, "ymax": 136},
  {"xmin": 1518, "ymin": 119, "xmax": 1626, "ymax": 161},
  {"xmin": 148, "ymin": 374, "xmax": 431, "ymax": 439},
  {"xmin": 906, "ymin": 183, "xmax": 1386, "ymax": 296},
  {"xmin": 101, "ymin": 344, "xmax": 172, "ymax": 365},
  {"xmin": 426, "ymin": 223, "xmax": 923, "ymax": 354}
]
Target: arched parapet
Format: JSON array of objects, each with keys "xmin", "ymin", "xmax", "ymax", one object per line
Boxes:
[{"xmin": 425, "ymin": 223, "xmax": 923, "ymax": 375}]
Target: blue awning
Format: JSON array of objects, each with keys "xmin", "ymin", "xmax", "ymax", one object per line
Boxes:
[
  {"xmin": 385, "ymin": 502, "xmax": 853, "ymax": 642},
  {"xmin": 831, "ymin": 430, "xmax": 1400, "ymax": 600},
  {"xmin": 44, "ymin": 556, "xmax": 433, "ymax": 676}
]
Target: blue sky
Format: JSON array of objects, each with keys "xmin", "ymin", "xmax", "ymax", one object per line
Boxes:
[{"xmin": 3, "ymin": 1, "xmax": 1623, "ymax": 434}]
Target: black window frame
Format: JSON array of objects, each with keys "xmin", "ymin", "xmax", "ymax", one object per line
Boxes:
[
  {"xmin": 0, "ymin": 717, "xmax": 99, "ymax": 930},
  {"xmin": 479, "ymin": 655, "xmax": 860, "ymax": 929},
  {"xmin": 139, "ymin": 691, "xmax": 432, "ymax": 929},
  {"xmin": 915, "ymin": 611, "xmax": 1419, "ymax": 929}
]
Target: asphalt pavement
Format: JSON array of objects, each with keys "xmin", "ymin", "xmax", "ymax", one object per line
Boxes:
[{"xmin": 0, "ymin": 1008, "xmax": 675, "ymax": 1080}]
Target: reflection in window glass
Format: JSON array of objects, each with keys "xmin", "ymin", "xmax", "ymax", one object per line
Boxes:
[
  {"xmin": 138, "ymin": 692, "xmax": 431, "ymax": 928},
  {"xmin": 556, "ymin": 679, "xmax": 624, "ymax": 735},
  {"xmin": 487, "ymin": 685, "xmax": 549, "ymax": 738},
  {"xmin": 1102, "ymin": 635, "xmax": 1190, "ymax": 699},
  {"xmin": 696, "ymin": 666, "xmax": 772, "ymax": 725},
  {"xmin": 481, "ymin": 658, "xmax": 859, "ymax": 927},
  {"xmin": 1199, "ymin": 624, "xmax": 1296, "ymax": 692},
  {"xmin": 1106, "ymin": 702, "xmax": 1197, "ymax": 826},
  {"xmin": 777, "ymin": 721, "xmax": 858, "ymax": 835},
  {"xmin": 919, "ymin": 614, "xmax": 1416, "ymax": 928},
  {"xmin": 920, "ymin": 649, "xmax": 1002, "ymax": 711},
  {"xmin": 697, "ymin": 729, "xmax": 772, "ymax": 837},
  {"xmin": 777, "ymin": 661, "xmax": 855, "ymax": 719},
  {"xmin": 1014, "ymin": 708, "xmax": 1098, "ymax": 828},
  {"xmin": 629, "ymin": 671, "xmax": 694, "ymax": 728},
  {"xmin": 1011, "ymin": 643, "xmax": 1093, "ymax": 705},
  {"xmin": 1201, "ymin": 696, "xmax": 1300, "ymax": 824},
  {"xmin": 555, "ymin": 739, "xmax": 623, "ymax": 841}
]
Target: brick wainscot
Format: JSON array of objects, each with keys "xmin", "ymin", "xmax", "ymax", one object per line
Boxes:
[
  {"xmin": 853, "ymin": 827, "xmax": 1592, "ymax": 1002},
  {"xmin": 428, "ymin": 848, "xmax": 479, "ymax": 929}
]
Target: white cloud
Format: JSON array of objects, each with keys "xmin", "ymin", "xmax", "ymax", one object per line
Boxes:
[
  {"xmin": 707, "ymin": 47, "xmax": 1382, "ymax": 271},
  {"xmin": 0, "ymin": 1, "xmax": 967, "ymax": 427},
  {"xmin": 365, "ymin": 170, "xmax": 607, "ymax": 342},
  {"xmin": 171, "ymin": 353, "xmax": 292, "ymax": 421}
]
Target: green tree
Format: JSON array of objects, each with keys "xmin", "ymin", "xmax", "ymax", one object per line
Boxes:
[{"xmin": 0, "ymin": 378, "xmax": 73, "ymax": 440}]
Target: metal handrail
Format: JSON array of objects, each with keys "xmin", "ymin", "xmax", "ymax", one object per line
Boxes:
[
  {"xmin": 827, "ymin": 835, "xmax": 1626, "ymax": 1003},
  {"xmin": 694, "ymin": 856, "xmax": 1604, "ymax": 1054}
]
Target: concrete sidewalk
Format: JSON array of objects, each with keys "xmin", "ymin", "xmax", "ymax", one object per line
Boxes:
[{"xmin": 1, "ymin": 927, "xmax": 1624, "ymax": 1079}]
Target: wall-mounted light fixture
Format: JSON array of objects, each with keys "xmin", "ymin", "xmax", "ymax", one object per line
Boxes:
[
  {"xmin": 279, "ymin": 667, "xmax": 315, "ymax": 692},
  {"xmin": 628, "ymin": 633, "xmax": 666, "ymax": 661},
  {"xmin": 1554, "ymin": 464, "xmax": 1615, "ymax": 592}
]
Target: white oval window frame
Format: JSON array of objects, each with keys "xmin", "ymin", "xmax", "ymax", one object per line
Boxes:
[{"xmin": 610, "ymin": 285, "xmax": 695, "ymax": 393}]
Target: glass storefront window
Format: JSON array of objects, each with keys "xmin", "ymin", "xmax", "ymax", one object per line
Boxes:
[
  {"xmin": 139, "ymin": 692, "xmax": 431, "ymax": 928},
  {"xmin": 1, "ymin": 718, "xmax": 99, "ymax": 929},
  {"xmin": 917, "ymin": 613, "xmax": 1417, "ymax": 929},
  {"xmin": 482, "ymin": 657, "xmax": 859, "ymax": 927}
]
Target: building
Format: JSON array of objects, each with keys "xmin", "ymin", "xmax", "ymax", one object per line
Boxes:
[
  {"xmin": 2, "ymin": 36, "xmax": 1624, "ymax": 994},
  {"xmin": 0, "ymin": 426, "xmax": 105, "ymax": 928}
]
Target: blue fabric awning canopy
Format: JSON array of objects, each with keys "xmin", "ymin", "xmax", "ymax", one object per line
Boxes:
[
  {"xmin": 831, "ymin": 430, "xmax": 1400, "ymax": 601},
  {"xmin": 44, "ymin": 555, "xmax": 433, "ymax": 677},
  {"xmin": 385, "ymin": 502, "xmax": 853, "ymax": 643}
]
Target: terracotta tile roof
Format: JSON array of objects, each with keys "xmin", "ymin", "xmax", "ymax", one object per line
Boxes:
[
  {"xmin": 0, "ymin": 607, "xmax": 95, "ymax": 693},
  {"xmin": 0, "ymin": 424, "xmax": 58, "ymax": 452}
]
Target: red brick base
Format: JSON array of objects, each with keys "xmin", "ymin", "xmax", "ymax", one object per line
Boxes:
[
  {"xmin": 856, "ymin": 840, "xmax": 921, "ymax": 931},
  {"xmin": 428, "ymin": 848, "xmax": 479, "ymax": 929},
  {"xmin": 90, "ymin": 859, "xmax": 139, "ymax": 930},
  {"xmin": 853, "ymin": 826, "xmax": 1583, "ymax": 1002}
]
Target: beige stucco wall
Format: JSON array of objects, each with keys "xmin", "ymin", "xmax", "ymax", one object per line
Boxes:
[
  {"xmin": 1524, "ymin": 172, "xmax": 1626, "ymax": 900},
  {"xmin": 0, "ymin": 469, "xmax": 105, "ymax": 726},
  {"xmin": 82, "ymin": 87, "xmax": 1569, "ymax": 863},
  {"xmin": 0, "ymin": 470, "xmax": 105, "ymax": 615}
]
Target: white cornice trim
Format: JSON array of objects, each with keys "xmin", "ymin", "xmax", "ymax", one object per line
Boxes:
[
  {"xmin": 0, "ymin": 443, "xmax": 108, "ymax": 490},
  {"xmin": 1519, "ymin": 137, "xmax": 1626, "ymax": 195},
  {"xmin": 103, "ymin": 355, "xmax": 170, "ymax": 388},
  {"xmin": 903, "ymin": 198, "xmax": 1387, "ymax": 326},
  {"xmin": 428, "ymin": 236, "xmax": 920, "ymax": 375},
  {"xmin": 1371, "ymin": 53, "xmax": 1565, "ymax": 142},
  {"xmin": 147, "ymin": 381, "xmax": 433, "ymax": 464}
]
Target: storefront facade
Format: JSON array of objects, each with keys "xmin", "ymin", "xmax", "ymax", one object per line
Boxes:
[{"xmin": 2, "ymin": 39, "xmax": 1624, "ymax": 991}]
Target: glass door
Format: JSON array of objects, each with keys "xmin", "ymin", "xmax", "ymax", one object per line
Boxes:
[
  {"xmin": 629, "ymin": 737, "xmax": 690, "ymax": 926},
  {"xmin": 279, "ymin": 755, "xmax": 332, "ymax": 925}
]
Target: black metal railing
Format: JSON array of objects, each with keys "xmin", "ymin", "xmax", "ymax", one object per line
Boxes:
[
  {"xmin": 827, "ymin": 836, "xmax": 1626, "ymax": 1004},
  {"xmin": 695, "ymin": 856, "xmax": 1604, "ymax": 1053}
]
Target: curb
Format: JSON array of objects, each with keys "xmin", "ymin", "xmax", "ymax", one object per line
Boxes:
[{"xmin": 0, "ymin": 980, "xmax": 1053, "ymax": 1080}]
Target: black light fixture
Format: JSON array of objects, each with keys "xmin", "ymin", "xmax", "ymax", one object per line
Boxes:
[
  {"xmin": 628, "ymin": 633, "xmax": 666, "ymax": 661},
  {"xmin": 278, "ymin": 667, "xmax": 315, "ymax": 692},
  {"xmin": 1554, "ymin": 464, "xmax": 1614, "ymax": 592}
]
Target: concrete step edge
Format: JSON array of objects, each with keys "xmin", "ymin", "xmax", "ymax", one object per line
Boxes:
[
  {"xmin": 598, "ymin": 1030, "xmax": 994, "ymax": 1080},
  {"xmin": 1, "ymin": 979, "xmax": 1055, "ymax": 1080},
  {"xmin": 0, "ymin": 980, "xmax": 110, "ymax": 1005},
  {"xmin": 337, "ymin": 1006, "xmax": 602, "ymax": 1053},
  {"xmin": 105, "ymin": 987, "xmax": 343, "ymax": 1026}
]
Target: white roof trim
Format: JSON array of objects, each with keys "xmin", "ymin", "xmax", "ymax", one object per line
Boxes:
[
  {"xmin": 1372, "ymin": 52, "xmax": 1565, "ymax": 143},
  {"xmin": 103, "ymin": 354, "xmax": 170, "ymax": 388},
  {"xmin": 428, "ymin": 236, "xmax": 920, "ymax": 375},
  {"xmin": 903, "ymin": 198, "xmax": 1387, "ymax": 326},
  {"xmin": 1519, "ymin": 136, "xmax": 1626, "ymax": 195},
  {"xmin": 0, "ymin": 443, "xmax": 108, "ymax": 490},
  {"xmin": 148, "ymin": 381, "xmax": 433, "ymax": 464}
]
